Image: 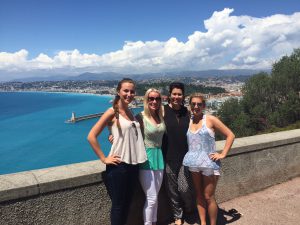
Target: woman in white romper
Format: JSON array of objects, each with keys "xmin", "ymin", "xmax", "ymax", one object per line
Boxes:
[{"xmin": 183, "ymin": 93, "xmax": 235, "ymax": 225}]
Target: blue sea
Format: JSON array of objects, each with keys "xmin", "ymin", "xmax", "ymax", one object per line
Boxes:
[{"xmin": 0, "ymin": 91, "xmax": 118, "ymax": 175}]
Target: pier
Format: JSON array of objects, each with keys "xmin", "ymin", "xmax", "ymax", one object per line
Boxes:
[
  {"xmin": 66, "ymin": 112, "xmax": 103, "ymax": 123},
  {"xmin": 66, "ymin": 104, "xmax": 143, "ymax": 123}
]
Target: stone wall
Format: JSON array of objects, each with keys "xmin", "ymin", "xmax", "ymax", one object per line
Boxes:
[{"xmin": 1, "ymin": 129, "xmax": 300, "ymax": 225}]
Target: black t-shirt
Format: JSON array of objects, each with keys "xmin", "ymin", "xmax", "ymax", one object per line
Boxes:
[{"xmin": 162, "ymin": 104, "xmax": 190, "ymax": 162}]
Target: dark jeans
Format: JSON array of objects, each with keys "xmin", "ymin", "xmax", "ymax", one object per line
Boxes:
[{"xmin": 105, "ymin": 163, "xmax": 139, "ymax": 225}]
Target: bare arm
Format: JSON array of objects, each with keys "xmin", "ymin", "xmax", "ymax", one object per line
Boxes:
[
  {"xmin": 207, "ymin": 115, "xmax": 235, "ymax": 160},
  {"xmin": 87, "ymin": 108, "xmax": 121, "ymax": 165}
]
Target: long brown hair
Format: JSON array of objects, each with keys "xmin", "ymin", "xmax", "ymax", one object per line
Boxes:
[{"xmin": 112, "ymin": 78, "xmax": 135, "ymax": 128}]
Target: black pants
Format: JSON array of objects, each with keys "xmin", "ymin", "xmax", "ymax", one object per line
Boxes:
[
  {"xmin": 105, "ymin": 163, "xmax": 139, "ymax": 225},
  {"xmin": 165, "ymin": 161, "xmax": 195, "ymax": 220}
]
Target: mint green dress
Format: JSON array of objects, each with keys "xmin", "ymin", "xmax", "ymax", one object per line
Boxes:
[{"xmin": 139, "ymin": 113, "xmax": 166, "ymax": 170}]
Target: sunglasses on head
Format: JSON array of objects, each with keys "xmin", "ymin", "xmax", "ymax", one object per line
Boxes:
[
  {"xmin": 191, "ymin": 102, "xmax": 204, "ymax": 108},
  {"xmin": 148, "ymin": 97, "xmax": 161, "ymax": 102}
]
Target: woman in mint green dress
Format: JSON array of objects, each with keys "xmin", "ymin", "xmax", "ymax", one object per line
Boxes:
[{"xmin": 136, "ymin": 88, "xmax": 166, "ymax": 225}]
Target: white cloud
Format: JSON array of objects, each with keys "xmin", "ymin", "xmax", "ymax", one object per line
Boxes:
[
  {"xmin": 0, "ymin": 49, "xmax": 28, "ymax": 70},
  {"xmin": 1, "ymin": 8, "xmax": 300, "ymax": 79}
]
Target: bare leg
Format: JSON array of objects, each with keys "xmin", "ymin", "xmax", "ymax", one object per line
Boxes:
[
  {"xmin": 191, "ymin": 172, "xmax": 206, "ymax": 225},
  {"xmin": 203, "ymin": 175, "xmax": 218, "ymax": 225}
]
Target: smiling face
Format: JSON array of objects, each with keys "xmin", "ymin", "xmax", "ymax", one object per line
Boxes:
[
  {"xmin": 118, "ymin": 82, "xmax": 135, "ymax": 105},
  {"xmin": 190, "ymin": 96, "xmax": 205, "ymax": 116},
  {"xmin": 170, "ymin": 88, "xmax": 184, "ymax": 108},
  {"xmin": 147, "ymin": 91, "xmax": 161, "ymax": 112}
]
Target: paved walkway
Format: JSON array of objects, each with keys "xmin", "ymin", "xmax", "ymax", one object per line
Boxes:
[{"xmin": 168, "ymin": 176, "xmax": 300, "ymax": 225}]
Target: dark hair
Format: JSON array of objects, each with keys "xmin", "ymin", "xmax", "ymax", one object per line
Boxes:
[
  {"xmin": 168, "ymin": 82, "xmax": 185, "ymax": 105},
  {"xmin": 169, "ymin": 82, "xmax": 185, "ymax": 95},
  {"xmin": 113, "ymin": 78, "xmax": 135, "ymax": 128}
]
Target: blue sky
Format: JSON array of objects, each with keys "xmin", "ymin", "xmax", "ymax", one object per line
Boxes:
[{"xmin": 0, "ymin": 0, "xmax": 300, "ymax": 80}]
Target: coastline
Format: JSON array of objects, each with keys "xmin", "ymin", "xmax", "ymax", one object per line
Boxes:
[{"xmin": 0, "ymin": 90, "xmax": 115, "ymax": 98}]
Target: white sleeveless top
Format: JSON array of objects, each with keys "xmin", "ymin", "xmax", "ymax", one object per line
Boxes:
[{"xmin": 109, "ymin": 113, "xmax": 147, "ymax": 165}]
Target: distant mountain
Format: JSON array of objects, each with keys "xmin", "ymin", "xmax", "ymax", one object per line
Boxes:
[
  {"xmin": 73, "ymin": 72, "xmax": 124, "ymax": 80},
  {"xmin": 129, "ymin": 69, "xmax": 269, "ymax": 80},
  {"xmin": 12, "ymin": 69, "xmax": 269, "ymax": 82},
  {"xmin": 12, "ymin": 75, "xmax": 72, "ymax": 82},
  {"xmin": 12, "ymin": 72, "xmax": 124, "ymax": 82},
  {"xmin": 169, "ymin": 69, "xmax": 268, "ymax": 77}
]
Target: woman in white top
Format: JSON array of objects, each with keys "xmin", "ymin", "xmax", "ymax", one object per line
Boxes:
[{"xmin": 87, "ymin": 78, "xmax": 147, "ymax": 225}]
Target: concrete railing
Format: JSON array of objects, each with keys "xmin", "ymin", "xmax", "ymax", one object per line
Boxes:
[{"xmin": 1, "ymin": 129, "xmax": 300, "ymax": 225}]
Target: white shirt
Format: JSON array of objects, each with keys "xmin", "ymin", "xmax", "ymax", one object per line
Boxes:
[{"xmin": 109, "ymin": 113, "xmax": 147, "ymax": 164}]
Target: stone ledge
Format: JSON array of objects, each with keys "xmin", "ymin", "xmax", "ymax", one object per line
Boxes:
[
  {"xmin": 216, "ymin": 129, "xmax": 300, "ymax": 156},
  {"xmin": 0, "ymin": 160, "xmax": 105, "ymax": 202},
  {"xmin": 0, "ymin": 129, "xmax": 299, "ymax": 203}
]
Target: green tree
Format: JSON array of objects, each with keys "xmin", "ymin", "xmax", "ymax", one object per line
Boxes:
[
  {"xmin": 270, "ymin": 49, "xmax": 300, "ymax": 126},
  {"xmin": 218, "ymin": 98, "xmax": 242, "ymax": 126},
  {"xmin": 231, "ymin": 112, "xmax": 255, "ymax": 137},
  {"xmin": 242, "ymin": 72, "xmax": 273, "ymax": 130},
  {"xmin": 218, "ymin": 48, "xmax": 300, "ymax": 137},
  {"xmin": 272, "ymin": 49, "xmax": 300, "ymax": 99}
]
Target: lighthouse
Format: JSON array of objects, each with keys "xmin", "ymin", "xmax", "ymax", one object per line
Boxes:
[{"xmin": 71, "ymin": 112, "xmax": 76, "ymax": 123}]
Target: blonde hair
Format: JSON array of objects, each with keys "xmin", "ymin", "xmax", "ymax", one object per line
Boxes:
[{"xmin": 143, "ymin": 88, "xmax": 163, "ymax": 121}]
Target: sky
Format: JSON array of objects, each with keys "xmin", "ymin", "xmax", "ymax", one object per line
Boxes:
[{"xmin": 0, "ymin": 0, "xmax": 300, "ymax": 81}]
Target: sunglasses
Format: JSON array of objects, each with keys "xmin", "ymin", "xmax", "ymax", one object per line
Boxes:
[
  {"xmin": 132, "ymin": 122, "xmax": 138, "ymax": 140},
  {"xmin": 148, "ymin": 97, "xmax": 161, "ymax": 102},
  {"xmin": 191, "ymin": 102, "xmax": 204, "ymax": 108}
]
